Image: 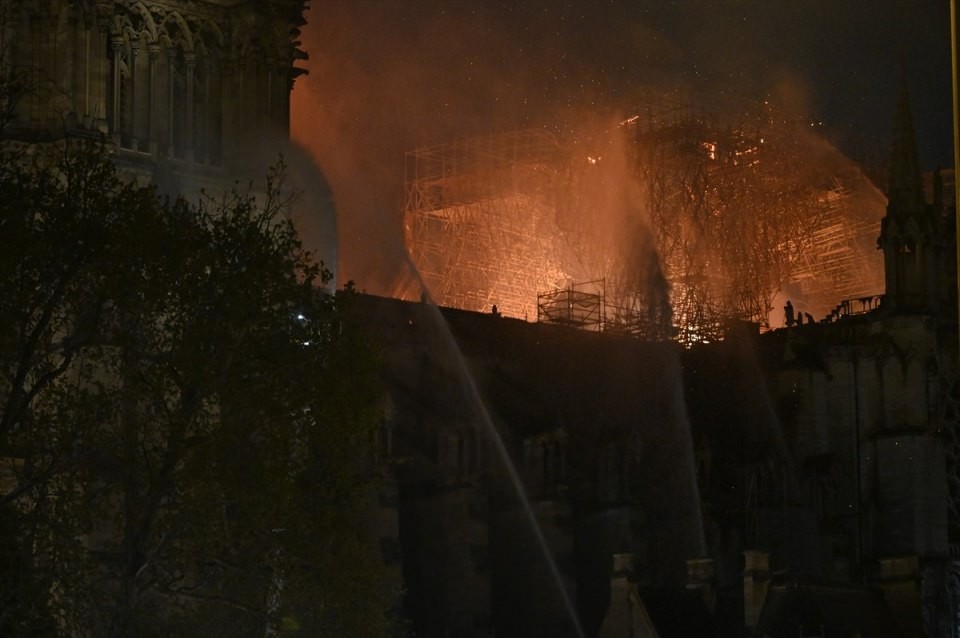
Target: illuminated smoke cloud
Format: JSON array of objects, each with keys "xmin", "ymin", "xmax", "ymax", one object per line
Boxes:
[
  {"xmin": 289, "ymin": 2, "xmax": 941, "ymax": 332},
  {"xmin": 290, "ymin": 1, "xmax": 693, "ymax": 294}
]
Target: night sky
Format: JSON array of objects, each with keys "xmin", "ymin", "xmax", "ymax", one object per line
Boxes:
[{"xmin": 291, "ymin": 0, "xmax": 954, "ymax": 292}]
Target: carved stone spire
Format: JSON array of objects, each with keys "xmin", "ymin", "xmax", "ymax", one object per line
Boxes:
[
  {"xmin": 886, "ymin": 74, "xmax": 926, "ymax": 220},
  {"xmin": 878, "ymin": 73, "xmax": 942, "ymax": 314}
]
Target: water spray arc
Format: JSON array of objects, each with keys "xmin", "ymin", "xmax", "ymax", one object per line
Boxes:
[
  {"xmin": 397, "ymin": 258, "xmax": 588, "ymax": 638},
  {"xmin": 401, "ymin": 96, "xmax": 887, "ymax": 345}
]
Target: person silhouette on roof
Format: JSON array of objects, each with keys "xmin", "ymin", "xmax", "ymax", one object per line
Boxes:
[{"xmin": 784, "ymin": 300, "xmax": 795, "ymax": 327}]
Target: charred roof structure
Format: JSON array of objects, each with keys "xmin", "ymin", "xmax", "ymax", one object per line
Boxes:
[
  {"xmin": 403, "ymin": 94, "xmax": 886, "ymax": 345},
  {"xmin": 382, "ymin": 79, "xmax": 959, "ymax": 637}
]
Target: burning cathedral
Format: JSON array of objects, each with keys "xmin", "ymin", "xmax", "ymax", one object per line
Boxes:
[
  {"xmin": 399, "ymin": 99, "xmax": 887, "ymax": 345},
  {"xmin": 3, "ymin": 0, "xmax": 959, "ymax": 636},
  {"xmin": 367, "ymin": 82, "xmax": 959, "ymax": 636}
]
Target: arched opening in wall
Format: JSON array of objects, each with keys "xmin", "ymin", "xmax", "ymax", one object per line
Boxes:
[
  {"xmin": 99, "ymin": 6, "xmax": 232, "ymax": 164},
  {"xmin": 169, "ymin": 49, "xmax": 185, "ymax": 159},
  {"xmin": 193, "ymin": 58, "xmax": 207, "ymax": 162},
  {"xmin": 157, "ymin": 12, "xmax": 196, "ymax": 162},
  {"xmin": 194, "ymin": 21, "xmax": 225, "ymax": 166},
  {"xmin": 106, "ymin": 34, "xmax": 122, "ymax": 143},
  {"xmin": 128, "ymin": 40, "xmax": 149, "ymax": 151},
  {"xmin": 106, "ymin": 11, "xmax": 143, "ymax": 151},
  {"xmin": 154, "ymin": 44, "xmax": 171, "ymax": 156},
  {"xmin": 246, "ymin": 47, "xmax": 267, "ymax": 141},
  {"xmin": 194, "ymin": 56, "xmax": 221, "ymax": 165},
  {"xmin": 174, "ymin": 51, "xmax": 199, "ymax": 161}
]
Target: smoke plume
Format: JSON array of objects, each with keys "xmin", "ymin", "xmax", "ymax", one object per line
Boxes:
[{"xmin": 290, "ymin": 0, "xmax": 948, "ymax": 297}]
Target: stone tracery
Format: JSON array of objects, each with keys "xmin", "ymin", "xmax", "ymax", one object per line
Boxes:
[{"xmin": 1, "ymin": 0, "xmax": 305, "ymax": 169}]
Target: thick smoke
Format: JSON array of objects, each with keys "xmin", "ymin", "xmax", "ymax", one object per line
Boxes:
[
  {"xmin": 290, "ymin": 0, "xmax": 949, "ymax": 297},
  {"xmin": 291, "ymin": 1, "xmax": 708, "ymax": 295},
  {"xmin": 189, "ymin": 131, "xmax": 338, "ymax": 287}
]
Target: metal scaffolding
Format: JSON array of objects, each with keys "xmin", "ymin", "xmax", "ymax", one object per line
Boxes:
[
  {"xmin": 785, "ymin": 177, "xmax": 885, "ymax": 310},
  {"xmin": 402, "ymin": 96, "xmax": 886, "ymax": 343},
  {"xmin": 404, "ymin": 130, "xmax": 566, "ymax": 320},
  {"xmin": 629, "ymin": 101, "xmax": 885, "ymax": 336},
  {"xmin": 537, "ymin": 280, "xmax": 604, "ymax": 332}
]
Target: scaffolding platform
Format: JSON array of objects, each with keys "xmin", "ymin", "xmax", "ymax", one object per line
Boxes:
[{"xmin": 537, "ymin": 281, "xmax": 604, "ymax": 332}]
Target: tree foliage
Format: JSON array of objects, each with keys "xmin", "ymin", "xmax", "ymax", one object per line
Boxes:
[{"xmin": 0, "ymin": 140, "xmax": 393, "ymax": 636}]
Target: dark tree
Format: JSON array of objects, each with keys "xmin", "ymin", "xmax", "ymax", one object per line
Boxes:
[{"xmin": 0, "ymin": 140, "xmax": 394, "ymax": 636}]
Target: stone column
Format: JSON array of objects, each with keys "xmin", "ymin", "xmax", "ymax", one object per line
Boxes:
[
  {"xmin": 29, "ymin": 15, "xmax": 40, "ymax": 123},
  {"xmin": 128, "ymin": 41, "xmax": 139, "ymax": 150},
  {"xmin": 183, "ymin": 52, "xmax": 195, "ymax": 162},
  {"xmin": 147, "ymin": 44, "xmax": 159, "ymax": 155},
  {"xmin": 219, "ymin": 59, "xmax": 233, "ymax": 163},
  {"xmin": 82, "ymin": 25, "xmax": 91, "ymax": 125},
  {"xmin": 166, "ymin": 48, "xmax": 175, "ymax": 158},
  {"xmin": 67, "ymin": 12, "xmax": 80, "ymax": 128},
  {"xmin": 199, "ymin": 59, "xmax": 209, "ymax": 163},
  {"xmin": 110, "ymin": 35, "xmax": 123, "ymax": 145}
]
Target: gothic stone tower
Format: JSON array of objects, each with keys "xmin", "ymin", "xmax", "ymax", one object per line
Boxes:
[
  {"xmin": 878, "ymin": 77, "xmax": 953, "ymax": 315},
  {"xmin": 0, "ymin": 0, "xmax": 307, "ymax": 192}
]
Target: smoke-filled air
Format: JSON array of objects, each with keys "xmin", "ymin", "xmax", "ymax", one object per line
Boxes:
[{"xmin": 292, "ymin": 1, "xmax": 895, "ymax": 342}]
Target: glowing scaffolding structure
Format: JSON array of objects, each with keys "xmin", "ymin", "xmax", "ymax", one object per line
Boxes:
[
  {"xmin": 402, "ymin": 96, "xmax": 886, "ymax": 344},
  {"xmin": 631, "ymin": 115, "xmax": 778, "ymax": 344},
  {"xmin": 537, "ymin": 280, "xmax": 604, "ymax": 332},
  {"xmin": 627, "ymin": 98, "xmax": 885, "ymax": 341},
  {"xmin": 404, "ymin": 130, "xmax": 567, "ymax": 320},
  {"xmin": 786, "ymin": 177, "xmax": 885, "ymax": 306}
]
